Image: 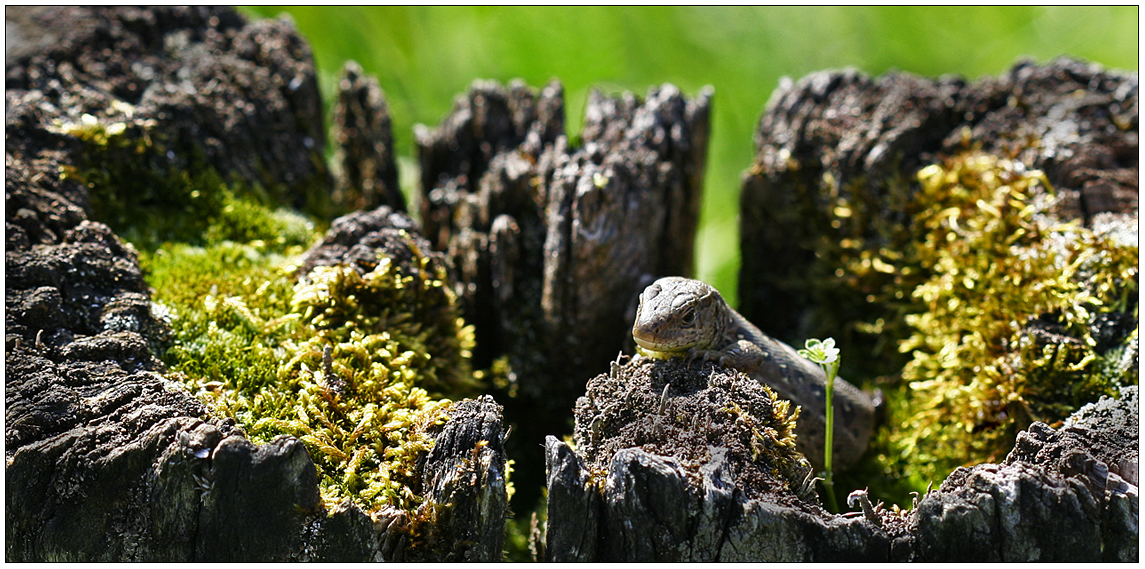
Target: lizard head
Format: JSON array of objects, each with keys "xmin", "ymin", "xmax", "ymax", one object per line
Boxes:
[{"xmin": 632, "ymin": 277, "xmax": 725, "ymax": 357}]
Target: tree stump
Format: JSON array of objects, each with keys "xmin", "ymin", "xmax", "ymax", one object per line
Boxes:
[
  {"xmin": 546, "ymin": 58, "xmax": 1138, "ymax": 561},
  {"xmin": 329, "ymin": 60, "xmax": 405, "ymax": 213},
  {"xmin": 7, "ymin": 6, "xmax": 1136, "ymax": 563},
  {"xmin": 5, "ymin": 6, "xmax": 505, "ymax": 561},
  {"xmin": 415, "ymin": 78, "xmax": 713, "ymax": 505},
  {"xmin": 545, "ymin": 360, "xmax": 1137, "ymax": 561},
  {"xmin": 740, "ymin": 57, "xmax": 1138, "ymax": 347}
]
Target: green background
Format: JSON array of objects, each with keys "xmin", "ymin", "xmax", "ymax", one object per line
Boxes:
[{"xmin": 241, "ymin": 6, "xmax": 1138, "ymax": 306}]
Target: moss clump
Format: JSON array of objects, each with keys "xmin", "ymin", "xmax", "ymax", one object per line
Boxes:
[
  {"xmin": 292, "ymin": 250, "xmax": 481, "ymax": 396},
  {"xmin": 830, "ymin": 152, "xmax": 1138, "ymax": 489},
  {"xmin": 62, "ymin": 112, "xmax": 484, "ymax": 522},
  {"xmin": 804, "ymin": 167, "xmax": 920, "ymax": 381},
  {"xmin": 56, "ymin": 111, "xmax": 331, "ymax": 250},
  {"xmin": 888, "ymin": 153, "xmax": 1137, "ymax": 481},
  {"xmin": 148, "ymin": 231, "xmax": 482, "ymax": 517}
]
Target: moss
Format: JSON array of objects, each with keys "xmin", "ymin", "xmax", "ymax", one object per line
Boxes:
[
  {"xmin": 155, "ymin": 241, "xmax": 483, "ymax": 520},
  {"xmin": 820, "ymin": 151, "xmax": 1137, "ymax": 499},
  {"xmin": 61, "ymin": 112, "xmax": 488, "ymax": 528},
  {"xmin": 55, "ymin": 111, "xmax": 331, "ymax": 250},
  {"xmin": 804, "ymin": 166, "xmax": 922, "ymax": 380},
  {"xmin": 889, "ymin": 153, "xmax": 1137, "ymax": 481}
]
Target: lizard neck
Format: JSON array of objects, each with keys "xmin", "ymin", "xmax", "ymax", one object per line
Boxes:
[{"xmin": 721, "ymin": 302, "xmax": 767, "ymax": 349}]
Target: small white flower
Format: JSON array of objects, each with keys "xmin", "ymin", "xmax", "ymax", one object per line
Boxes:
[
  {"xmin": 799, "ymin": 337, "xmax": 839, "ymax": 365},
  {"xmin": 592, "ymin": 172, "xmax": 609, "ymax": 188}
]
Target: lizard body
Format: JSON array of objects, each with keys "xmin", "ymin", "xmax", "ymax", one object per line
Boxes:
[{"xmin": 631, "ymin": 276, "xmax": 875, "ymax": 470}]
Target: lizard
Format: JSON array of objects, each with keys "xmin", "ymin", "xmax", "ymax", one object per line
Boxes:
[{"xmin": 631, "ymin": 276, "xmax": 876, "ymax": 471}]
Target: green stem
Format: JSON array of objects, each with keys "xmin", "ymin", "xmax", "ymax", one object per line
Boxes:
[{"xmin": 822, "ymin": 362, "xmax": 838, "ymax": 513}]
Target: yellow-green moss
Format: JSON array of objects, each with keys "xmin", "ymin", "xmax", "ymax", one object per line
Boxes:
[
  {"xmin": 55, "ymin": 110, "xmax": 332, "ymax": 249},
  {"xmin": 825, "ymin": 152, "xmax": 1138, "ymax": 493},
  {"xmin": 63, "ymin": 113, "xmax": 486, "ymax": 522},
  {"xmin": 152, "ymin": 238, "xmax": 482, "ymax": 517},
  {"xmin": 889, "ymin": 153, "xmax": 1137, "ymax": 481}
]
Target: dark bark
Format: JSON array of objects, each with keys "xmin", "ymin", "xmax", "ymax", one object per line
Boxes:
[
  {"xmin": 546, "ymin": 361, "xmax": 1137, "ymax": 562},
  {"xmin": 544, "ymin": 436, "xmax": 600, "ymax": 562},
  {"xmin": 417, "ymin": 79, "xmax": 711, "ymax": 403},
  {"xmin": 330, "ymin": 60, "xmax": 405, "ymax": 213},
  {"xmin": 545, "ymin": 357, "xmax": 891, "ymax": 562},
  {"xmin": 909, "ymin": 385, "xmax": 1138, "ymax": 562},
  {"xmin": 416, "ymin": 79, "xmax": 712, "ymax": 508},
  {"xmin": 296, "ymin": 205, "xmax": 431, "ymax": 278},
  {"xmin": 6, "ymin": 6, "xmax": 332, "ymax": 220},
  {"xmin": 413, "ymin": 395, "xmax": 510, "ymax": 562},
  {"xmin": 5, "ymin": 6, "xmax": 505, "ymax": 562}
]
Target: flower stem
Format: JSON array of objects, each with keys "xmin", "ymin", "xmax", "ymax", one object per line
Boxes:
[
  {"xmin": 822, "ymin": 363, "xmax": 838, "ymax": 512},
  {"xmin": 797, "ymin": 338, "xmax": 841, "ymax": 513}
]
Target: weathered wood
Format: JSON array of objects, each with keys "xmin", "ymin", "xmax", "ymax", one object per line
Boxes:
[
  {"xmin": 545, "ymin": 357, "xmax": 892, "ymax": 562},
  {"xmin": 543, "ymin": 58, "xmax": 1138, "ymax": 562},
  {"xmin": 296, "ymin": 205, "xmax": 430, "ymax": 278},
  {"xmin": 414, "ymin": 395, "xmax": 510, "ymax": 561},
  {"xmin": 545, "ymin": 360, "xmax": 1138, "ymax": 561},
  {"xmin": 417, "ymin": 79, "xmax": 711, "ymax": 401},
  {"xmin": 739, "ymin": 57, "xmax": 1138, "ymax": 345},
  {"xmin": 10, "ymin": 7, "xmax": 1135, "ymax": 563},
  {"xmin": 728, "ymin": 57, "xmax": 1137, "ymax": 561},
  {"xmin": 330, "ymin": 60, "xmax": 405, "ymax": 213},
  {"xmin": 5, "ymin": 6, "xmax": 506, "ymax": 561},
  {"xmin": 910, "ymin": 386, "xmax": 1138, "ymax": 562},
  {"xmin": 416, "ymin": 79, "xmax": 712, "ymax": 506}
]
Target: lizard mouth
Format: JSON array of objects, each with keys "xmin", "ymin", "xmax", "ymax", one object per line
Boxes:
[{"xmin": 633, "ymin": 335, "xmax": 693, "ymax": 354}]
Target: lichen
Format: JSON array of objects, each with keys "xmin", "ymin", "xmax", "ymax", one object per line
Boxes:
[
  {"xmin": 63, "ymin": 113, "xmax": 487, "ymax": 523},
  {"xmin": 820, "ymin": 151, "xmax": 1138, "ymax": 495}
]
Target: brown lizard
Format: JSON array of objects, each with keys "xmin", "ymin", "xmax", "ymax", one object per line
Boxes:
[{"xmin": 631, "ymin": 276, "xmax": 876, "ymax": 471}]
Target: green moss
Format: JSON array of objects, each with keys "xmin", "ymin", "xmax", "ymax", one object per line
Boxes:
[
  {"xmin": 56, "ymin": 110, "xmax": 332, "ymax": 249},
  {"xmin": 889, "ymin": 154, "xmax": 1138, "ymax": 481},
  {"xmin": 62, "ymin": 113, "xmax": 487, "ymax": 526},
  {"xmin": 154, "ymin": 238, "xmax": 482, "ymax": 518},
  {"xmin": 804, "ymin": 167, "xmax": 921, "ymax": 380},
  {"xmin": 823, "ymin": 152, "xmax": 1137, "ymax": 498}
]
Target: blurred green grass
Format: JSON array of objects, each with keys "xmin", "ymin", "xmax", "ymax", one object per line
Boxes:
[{"xmin": 241, "ymin": 6, "xmax": 1137, "ymax": 307}]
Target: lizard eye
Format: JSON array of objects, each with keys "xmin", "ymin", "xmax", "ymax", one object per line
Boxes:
[{"xmin": 681, "ymin": 307, "xmax": 696, "ymax": 325}]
